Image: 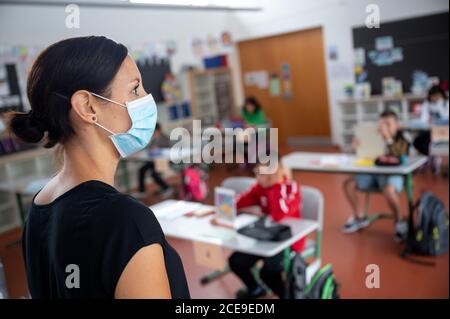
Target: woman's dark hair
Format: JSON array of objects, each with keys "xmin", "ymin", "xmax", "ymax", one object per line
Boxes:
[
  {"xmin": 243, "ymin": 96, "xmax": 262, "ymax": 114},
  {"xmin": 428, "ymin": 84, "xmax": 448, "ymax": 102},
  {"xmin": 8, "ymin": 36, "xmax": 128, "ymax": 148}
]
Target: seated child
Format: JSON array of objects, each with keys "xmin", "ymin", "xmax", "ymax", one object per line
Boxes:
[
  {"xmin": 341, "ymin": 110, "xmax": 410, "ymax": 242},
  {"xmin": 228, "ymin": 161, "xmax": 304, "ymax": 299}
]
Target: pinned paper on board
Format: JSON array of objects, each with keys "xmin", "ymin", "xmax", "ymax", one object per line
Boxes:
[
  {"xmin": 375, "ymin": 36, "xmax": 394, "ymax": 51},
  {"xmin": 244, "ymin": 71, "xmax": 269, "ymax": 89},
  {"xmin": 354, "ymin": 48, "xmax": 366, "ymax": 67},
  {"xmin": 269, "ymin": 74, "xmax": 281, "ymax": 96},
  {"xmin": 328, "ymin": 45, "xmax": 339, "ymax": 61},
  {"xmin": 281, "ymin": 63, "xmax": 293, "ymax": 100}
]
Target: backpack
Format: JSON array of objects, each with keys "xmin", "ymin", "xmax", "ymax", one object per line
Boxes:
[
  {"xmin": 304, "ymin": 264, "xmax": 340, "ymax": 299},
  {"xmin": 180, "ymin": 165, "xmax": 208, "ymax": 202},
  {"xmin": 408, "ymin": 192, "xmax": 449, "ymax": 256},
  {"xmin": 284, "ymin": 254, "xmax": 339, "ymax": 299},
  {"xmin": 284, "ymin": 252, "xmax": 308, "ymax": 299}
]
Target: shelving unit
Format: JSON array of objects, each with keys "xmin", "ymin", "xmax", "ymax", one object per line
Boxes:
[
  {"xmin": 338, "ymin": 94, "xmax": 427, "ymax": 151},
  {"xmin": 186, "ymin": 68, "xmax": 236, "ymax": 126}
]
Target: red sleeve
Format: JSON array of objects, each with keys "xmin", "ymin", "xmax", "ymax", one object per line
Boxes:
[
  {"xmin": 236, "ymin": 184, "xmax": 261, "ymax": 210},
  {"xmin": 266, "ymin": 181, "xmax": 301, "ymax": 222}
]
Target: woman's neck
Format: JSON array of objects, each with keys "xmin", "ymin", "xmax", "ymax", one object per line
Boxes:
[{"xmin": 59, "ymin": 138, "xmax": 119, "ymax": 187}]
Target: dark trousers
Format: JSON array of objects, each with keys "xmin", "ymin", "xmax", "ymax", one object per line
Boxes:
[
  {"xmin": 229, "ymin": 251, "xmax": 285, "ymax": 298},
  {"xmin": 138, "ymin": 162, "xmax": 169, "ymax": 192},
  {"xmin": 413, "ymin": 131, "xmax": 431, "ymax": 156}
]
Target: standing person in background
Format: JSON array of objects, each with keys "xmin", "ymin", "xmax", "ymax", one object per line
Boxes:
[
  {"xmin": 414, "ymin": 85, "xmax": 449, "ymax": 156},
  {"xmin": 137, "ymin": 123, "xmax": 174, "ymax": 198}
]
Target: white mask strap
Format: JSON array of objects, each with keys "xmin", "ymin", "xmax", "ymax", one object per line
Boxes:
[
  {"xmin": 90, "ymin": 92, "xmax": 126, "ymax": 108},
  {"xmin": 95, "ymin": 122, "xmax": 116, "ymax": 135}
]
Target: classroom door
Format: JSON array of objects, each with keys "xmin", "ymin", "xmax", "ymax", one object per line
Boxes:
[{"xmin": 238, "ymin": 27, "xmax": 331, "ymax": 146}]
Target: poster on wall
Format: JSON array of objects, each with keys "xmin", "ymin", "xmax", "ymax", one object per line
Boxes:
[
  {"xmin": 328, "ymin": 45, "xmax": 339, "ymax": 61},
  {"xmin": 281, "ymin": 63, "xmax": 293, "ymax": 100},
  {"xmin": 375, "ymin": 36, "xmax": 394, "ymax": 51},
  {"xmin": 244, "ymin": 71, "xmax": 269, "ymax": 89},
  {"xmin": 269, "ymin": 74, "xmax": 281, "ymax": 96}
]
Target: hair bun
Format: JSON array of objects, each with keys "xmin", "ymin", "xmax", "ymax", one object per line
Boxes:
[{"xmin": 8, "ymin": 111, "xmax": 46, "ymax": 144}]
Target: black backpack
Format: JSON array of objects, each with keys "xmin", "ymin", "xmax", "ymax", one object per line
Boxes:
[
  {"xmin": 284, "ymin": 253, "xmax": 339, "ymax": 299},
  {"xmin": 408, "ymin": 192, "xmax": 449, "ymax": 256},
  {"xmin": 284, "ymin": 253, "xmax": 308, "ymax": 299}
]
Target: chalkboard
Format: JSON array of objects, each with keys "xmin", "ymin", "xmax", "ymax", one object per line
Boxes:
[
  {"xmin": 136, "ymin": 57, "xmax": 171, "ymax": 103},
  {"xmin": 353, "ymin": 12, "xmax": 449, "ymax": 94}
]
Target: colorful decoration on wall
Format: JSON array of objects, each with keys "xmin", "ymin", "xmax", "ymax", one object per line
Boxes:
[{"xmin": 281, "ymin": 63, "xmax": 293, "ymax": 100}]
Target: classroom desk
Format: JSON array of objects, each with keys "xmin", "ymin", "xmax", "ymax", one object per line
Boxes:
[
  {"xmin": 150, "ymin": 199, "xmax": 319, "ymax": 284},
  {"xmin": 282, "ymin": 152, "xmax": 428, "ymax": 258}
]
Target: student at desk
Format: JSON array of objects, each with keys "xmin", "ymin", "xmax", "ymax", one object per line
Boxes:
[
  {"xmin": 137, "ymin": 123, "xmax": 173, "ymax": 198},
  {"xmin": 242, "ymin": 96, "xmax": 267, "ymax": 128},
  {"xmin": 342, "ymin": 110, "xmax": 410, "ymax": 242},
  {"xmin": 228, "ymin": 162, "xmax": 304, "ymax": 299},
  {"xmin": 413, "ymin": 85, "xmax": 449, "ymax": 160}
]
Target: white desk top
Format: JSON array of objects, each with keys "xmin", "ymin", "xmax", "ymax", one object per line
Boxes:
[
  {"xmin": 150, "ymin": 200, "xmax": 318, "ymax": 258},
  {"xmin": 282, "ymin": 152, "xmax": 428, "ymax": 175}
]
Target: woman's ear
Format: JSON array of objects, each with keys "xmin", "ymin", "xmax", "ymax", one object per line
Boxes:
[{"xmin": 71, "ymin": 90, "xmax": 98, "ymax": 124}]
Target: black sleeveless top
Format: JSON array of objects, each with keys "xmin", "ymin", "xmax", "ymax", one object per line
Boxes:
[{"xmin": 22, "ymin": 180, "xmax": 190, "ymax": 299}]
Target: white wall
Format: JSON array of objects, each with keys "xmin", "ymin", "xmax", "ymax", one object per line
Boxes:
[
  {"xmin": 0, "ymin": 4, "xmax": 233, "ymax": 74},
  {"xmin": 1, "ymin": 0, "xmax": 449, "ymax": 145},
  {"xmin": 228, "ymin": 0, "xmax": 449, "ymax": 144}
]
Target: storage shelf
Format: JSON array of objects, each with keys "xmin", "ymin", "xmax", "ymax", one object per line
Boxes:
[{"xmin": 338, "ymin": 94, "xmax": 427, "ymax": 150}]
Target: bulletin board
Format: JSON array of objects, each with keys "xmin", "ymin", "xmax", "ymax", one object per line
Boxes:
[
  {"xmin": 136, "ymin": 57, "xmax": 172, "ymax": 104},
  {"xmin": 352, "ymin": 12, "xmax": 449, "ymax": 94}
]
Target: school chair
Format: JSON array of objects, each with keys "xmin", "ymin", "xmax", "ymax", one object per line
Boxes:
[
  {"xmin": 298, "ymin": 186, "xmax": 323, "ymax": 284},
  {"xmin": 359, "ymin": 186, "xmax": 394, "ymax": 224}
]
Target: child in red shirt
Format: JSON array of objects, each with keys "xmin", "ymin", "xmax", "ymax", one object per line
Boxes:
[{"xmin": 228, "ymin": 162, "xmax": 304, "ymax": 299}]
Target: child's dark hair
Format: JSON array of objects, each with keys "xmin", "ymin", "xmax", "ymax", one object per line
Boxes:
[
  {"xmin": 7, "ymin": 36, "xmax": 128, "ymax": 148},
  {"xmin": 243, "ymin": 96, "xmax": 262, "ymax": 114},
  {"xmin": 427, "ymin": 85, "xmax": 448, "ymax": 102},
  {"xmin": 380, "ymin": 109, "xmax": 399, "ymax": 120}
]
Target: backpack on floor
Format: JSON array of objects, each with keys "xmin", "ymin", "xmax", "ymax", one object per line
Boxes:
[
  {"xmin": 408, "ymin": 192, "xmax": 449, "ymax": 256},
  {"xmin": 304, "ymin": 264, "xmax": 340, "ymax": 299},
  {"xmin": 284, "ymin": 252, "xmax": 308, "ymax": 299},
  {"xmin": 180, "ymin": 165, "xmax": 208, "ymax": 202}
]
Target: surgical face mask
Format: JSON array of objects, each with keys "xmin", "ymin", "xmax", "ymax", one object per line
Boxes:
[{"xmin": 91, "ymin": 92, "xmax": 158, "ymax": 158}]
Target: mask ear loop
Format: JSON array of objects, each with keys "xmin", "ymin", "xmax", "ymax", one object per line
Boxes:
[
  {"xmin": 89, "ymin": 91, "xmax": 127, "ymax": 135},
  {"xmin": 90, "ymin": 92, "xmax": 127, "ymax": 108}
]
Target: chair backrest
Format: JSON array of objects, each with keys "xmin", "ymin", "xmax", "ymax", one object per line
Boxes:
[
  {"xmin": 221, "ymin": 177, "xmax": 256, "ymax": 195},
  {"xmin": 300, "ymin": 186, "xmax": 324, "ymax": 230}
]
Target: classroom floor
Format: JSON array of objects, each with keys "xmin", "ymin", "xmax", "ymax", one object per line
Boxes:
[{"xmin": 0, "ymin": 146, "xmax": 448, "ymax": 299}]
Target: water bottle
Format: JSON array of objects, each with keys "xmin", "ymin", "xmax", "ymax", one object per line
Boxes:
[{"xmin": 0, "ymin": 257, "xmax": 9, "ymax": 299}]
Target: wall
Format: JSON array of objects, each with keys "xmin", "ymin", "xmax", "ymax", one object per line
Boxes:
[
  {"xmin": 0, "ymin": 3, "xmax": 233, "ymax": 77},
  {"xmin": 1, "ymin": 0, "xmax": 449, "ymax": 145},
  {"xmin": 228, "ymin": 0, "xmax": 449, "ymax": 145}
]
